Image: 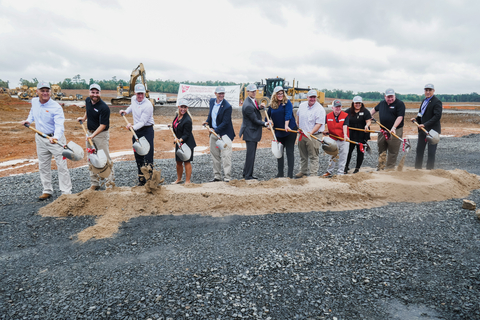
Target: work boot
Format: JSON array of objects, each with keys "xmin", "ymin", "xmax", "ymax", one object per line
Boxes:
[
  {"xmin": 295, "ymin": 172, "xmax": 306, "ymax": 179},
  {"xmin": 38, "ymin": 193, "xmax": 52, "ymax": 200},
  {"xmin": 90, "ymin": 186, "xmax": 100, "ymax": 191}
]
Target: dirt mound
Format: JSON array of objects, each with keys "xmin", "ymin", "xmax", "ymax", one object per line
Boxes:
[
  {"xmin": 39, "ymin": 168, "xmax": 480, "ymax": 242},
  {"xmin": 0, "ymin": 94, "xmax": 28, "ymax": 111}
]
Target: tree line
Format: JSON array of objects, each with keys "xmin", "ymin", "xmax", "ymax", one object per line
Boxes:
[{"xmin": 8, "ymin": 77, "xmax": 480, "ymax": 102}]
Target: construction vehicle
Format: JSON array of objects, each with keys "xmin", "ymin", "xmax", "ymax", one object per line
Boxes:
[
  {"xmin": 17, "ymin": 86, "xmax": 38, "ymax": 100},
  {"xmin": 239, "ymin": 77, "xmax": 325, "ymax": 108},
  {"xmin": 50, "ymin": 84, "xmax": 83, "ymax": 101},
  {"xmin": 111, "ymin": 63, "xmax": 155, "ymax": 106}
]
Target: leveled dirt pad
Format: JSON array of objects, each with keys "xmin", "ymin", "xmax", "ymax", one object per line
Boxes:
[{"xmin": 39, "ymin": 168, "xmax": 480, "ymax": 242}]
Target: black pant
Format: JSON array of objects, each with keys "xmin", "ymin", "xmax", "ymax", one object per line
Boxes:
[
  {"xmin": 133, "ymin": 126, "xmax": 154, "ymax": 184},
  {"xmin": 345, "ymin": 143, "xmax": 365, "ymax": 171},
  {"xmin": 276, "ymin": 133, "xmax": 296, "ymax": 178},
  {"xmin": 243, "ymin": 141, "xmax": 257, "ymax": 179},
  {"xmin": 415, "ymin": 131, "xmax": 437, "ymax": 169}
]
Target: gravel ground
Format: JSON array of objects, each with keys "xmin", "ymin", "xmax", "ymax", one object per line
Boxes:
[{"xmin": 1, "ymin": 134, "xmax": 480, "ymax": 319}]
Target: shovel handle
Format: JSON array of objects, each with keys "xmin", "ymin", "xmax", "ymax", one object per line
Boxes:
[
  {"xmin": 275, "ymin": 128, "xmax": 299, "ymax": 134},
  {"xmin": 168, "ymin": 126, "xmax": 182, "ymax": 147},
  {"xmin": 204, "ymin": 124, "xmax": 221, "ymax": 139},
  {"xmin": 264, "ymin": 109, "xmax": 277, "ymax": 141},
  {"xmin": 24, "ymin": 124, "xmax": 60, "ymax": 145},
  {"xmin": 328, "ymin": 133, "xmax": 358, "ymax": 145},
  {"xmin": 411, "ymin": 119, "xmax": 429, "ymax": 135},
  {"xmin": 371, "ymin": 118, "xmax": 403, "ymax": 141},
  {"xmin": 348, "ymin": 127, "xmax": 378, "ymax": 133},
  {"xmin": 79, "ymin": 120, "xmax": 95, "ymax": 148},
  {"xmin": 122, "ymin": 114, "xmax": 139, "ymax": 140}
]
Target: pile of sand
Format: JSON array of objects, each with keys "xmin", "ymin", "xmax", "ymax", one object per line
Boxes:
[
  {"xmin": 0, "ymin": 94, "xmax": 28, "ymax": 111},
  {"xmin": 39, "ymin": 168, "xmax": 480, "ymax": 242}
]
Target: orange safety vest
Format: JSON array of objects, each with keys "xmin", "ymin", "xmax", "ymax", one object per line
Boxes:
[{"xmin": 326, "ymin": 111, "xmax": 349, "ymax": 140}]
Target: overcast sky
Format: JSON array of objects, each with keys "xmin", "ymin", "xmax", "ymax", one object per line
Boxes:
[{"xmin": 1, "ymin": 0, "xmax": 479, "ymax": 95}]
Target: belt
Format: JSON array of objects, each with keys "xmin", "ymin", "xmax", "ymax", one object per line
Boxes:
[{"xmin": 38, "ymin": 133, "xmax": 54, "ymax": 137}]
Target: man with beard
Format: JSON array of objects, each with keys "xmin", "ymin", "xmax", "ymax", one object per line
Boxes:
[{"xmin": 77, "ymin": 84, "xmax": 114, "ymax": 189}]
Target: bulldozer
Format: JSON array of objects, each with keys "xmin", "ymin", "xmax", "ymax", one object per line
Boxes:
[
  {"xmin": 111, "ymin": 63, "xmax": 155, "ymax": 106},
  {"xmin": 51, "ymin": 84, "xmax": 83, "ymax": 101},
  {"xmin": 239, "ymin": 77, "xmax": 325, "ymax": 108},
  {"xmin": 17, "ymin": 85, "xmax": 38, "ymax": 100}
]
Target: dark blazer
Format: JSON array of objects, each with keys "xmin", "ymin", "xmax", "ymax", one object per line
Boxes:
[
  {"xmin": 173, "ymin": 113, "xmax": 196, "ymax": 150},
  {"xmin": 239, "ymin": 97, "xmax": 265, "ymax": 142},
  {"xmin": 415, "ymin": 95, "xmax": 442, "ymax": 134},
  {"xmin": 206, "ymin": 98, "xmax": 235, "ymax": 140}
]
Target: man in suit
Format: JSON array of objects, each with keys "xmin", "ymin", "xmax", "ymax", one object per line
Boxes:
[
  {"xmin": 411, "ymin": 83, "xmax": 442, "ymax": 169},
  {"xmin": 203, "ymin": 86, "xmax": 236, "ymax": 182},
  {"xmin": 239, "ymin": 84, "xmax": 271, "ymax": 180}
]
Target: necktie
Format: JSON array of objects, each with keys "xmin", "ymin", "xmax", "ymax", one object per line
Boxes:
[{"xmin": 254, "ymin": 100, "xmax": 259, "ymax": 109}]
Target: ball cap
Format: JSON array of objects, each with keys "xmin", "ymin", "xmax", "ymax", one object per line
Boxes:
[
  {"xmin": 332, "ymin": 99, "xmax": 342, "ymax": 107},
  {"xmin": 89, "ymin": 83, "xmax": 101, "ymax": 91},
  {"xmin": 215, "ymin": 86, "xmax": 226, "ymax": 93},
  {"xmin": 307, "ymin": 89, "xmax": 317, "ymax": 97},
  {"xmin": 352, "ymin": 96, "xmax": 363, "ymax": 103},
  {"xmin": 273, "ymin": 86, "xmax": 284, "ymax": 94},
  {"xmin": 385, "ymin": 88, "xmax": 395, "ymax": 96},
  {"xmin": 134, "ymin": 84, "xmax": 146, "ymax": 93},
  {"xmin": 36, "ymin": 81, "xmax": 50, "ymax": 90},
  {"xmin": 178, "ymin": 98, "xmax": 189, "ymax": 107},
  {"xmin": 246, "ymin": 83, "xmax": 257, "ymax": 92},
  {"xmin": 424, "ymin": 83, "xmax": 435, "ymax": 90}
]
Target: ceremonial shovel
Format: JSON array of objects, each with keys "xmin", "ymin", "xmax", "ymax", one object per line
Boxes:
[{"xmin": 122, "ymin": 114, "xmax": 150, "ymax": 156}]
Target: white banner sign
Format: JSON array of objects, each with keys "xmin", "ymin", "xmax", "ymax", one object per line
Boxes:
[{"xmin": 177, "ymin": 84, "xmax": 240, "ymax": 109}]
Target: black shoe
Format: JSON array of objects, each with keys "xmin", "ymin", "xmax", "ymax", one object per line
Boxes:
[
  {"xmin": 245, "ymin": 176, "xmax": 258, "ymax": 180},
  {"xmin": 344, "ymin": 167, "xmax": 349, "ymax": 174},
  {"xmin": 210, "ymin": 178, "xmax": 222, "ymax": 182},
  {"xmin": 353, "ymin": 168, "xmax": 359, "ymax": 174}
]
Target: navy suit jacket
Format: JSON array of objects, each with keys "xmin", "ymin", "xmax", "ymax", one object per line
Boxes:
[
  {"xmin": 206, "ymin": 98, "xmax": 235, "ymax": 141},
  {"xmin": 239, "ymin": 97, "xmax": 265, "ymax": 142},
  {"xmin": 415, "ymin": 95, "xmax": 442, "ymax": 134}
]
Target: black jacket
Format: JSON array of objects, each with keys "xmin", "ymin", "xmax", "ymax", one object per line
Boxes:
[
  {"xmin": 239, "ymin": 97, "xmax": 265, "ymax": 142},
  {"xmin": 415, "ymin": 95, "xmax": 442, "ymax": 134},
  {"xmin": 206, "ymin": 98, "xmax": 235, "ymax": 140},
  {"xmin": 173, "ymin": 113, "xmax": 196, "ymax": 150}
]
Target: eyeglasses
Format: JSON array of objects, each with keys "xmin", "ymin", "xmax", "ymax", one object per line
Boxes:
[{"xmin": 276, "ymin": 92, "xmax": 284, "ymax": 95}]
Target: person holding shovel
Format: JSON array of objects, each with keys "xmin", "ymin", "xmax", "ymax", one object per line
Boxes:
[
  {"xmin": 295, "ymin": 90, "xmax": 325, "ymax": 178},
  {"xmin": 370, "ymin": 88, "xmax": 405, "ymax": 170},
  {"xmin": 21, "ymin": 81, "xmax": 72, "ymax": 200},
  {"xmin": 267, "ymin": 86, "xmax": 297, "ymax": 178},
  {"xmin": 203, "ymin": 86, "xmax": 235, "ymax": 182},
  {"xmin": 411, "ymin": 84, "xmax": 442, "ymax": 170},
  {"xmin": 172, "ymin": 99, "xmax": 196, "ymax": 184},
  {"xmin": 119, "ymin": 84, "xmax": 154, "ymax": 186},
  {"xmin": 77, "ymin": 84, "xmax": 113, "ymax": 190},
  {"xmin": 323, "ymin": 100, "xmax": 350, "ymax": 177},
  {"xmin": 345, "ymin": 96, "xmax": 371, "ymax": 174}
]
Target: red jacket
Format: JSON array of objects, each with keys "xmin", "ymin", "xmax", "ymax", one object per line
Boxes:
[{"xmin": 326, "ymin": 111, "xmax": 349, "ymax": 140}]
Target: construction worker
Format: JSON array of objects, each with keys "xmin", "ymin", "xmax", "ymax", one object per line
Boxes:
[
  {"xmin": 295, "ymin": 90, "xmax": 325, "ymax": 178},
  {"xmin": 370, "ymin": 88, "xmax": 406, "ymax": 170},
  {"xmin": 323, "ymin": 100, "xmax": 349, "ymax": 177},
  {"xmin": 412, "ymin": 84, "xmax": 442, "ymax": 169},
  {"xmin": 239, "ymin": 84, "xmax": 271, "ymax": 180},
  {"xmin": 120, "ymin": 84, "xmax": 155, "ymax": 186},
  {"xmin": 77, "ymin": 84, "xmax": 114, "ymax": 190},
  {"xmin": 203, "ymin": 86, "xmax": 235, "ymax": 182},
  {"xmin": 21, "ymin": 81, "xmax": 72, "ymax": 200}
]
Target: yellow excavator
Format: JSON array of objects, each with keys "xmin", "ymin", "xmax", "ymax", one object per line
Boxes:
[
  {"xmin": 239, "ymin": 77, "xmax": 325, "ymax": 108},
  {"xmin": 111, "ymin": 63, "xmax": 154, "ymax": 105}
]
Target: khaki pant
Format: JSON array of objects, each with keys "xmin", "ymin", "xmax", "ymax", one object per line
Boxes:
[
  {"xmin": 209, "ymin": 133, "xmax": 232, "ymax": 180},
  {"xmin": 35, "ymin": 134, "xmax": 72, "ymax": 195},
  {"xmin": 377, "ymin": 126, "xmax": 403, "ymax": 169},
  {"xmin": 298, "ymin": 133, "xmax": 321, "ymax": 176},
  {"xmin": 87, "ymin": 130, "xmax": 114, "ymax": 186}
]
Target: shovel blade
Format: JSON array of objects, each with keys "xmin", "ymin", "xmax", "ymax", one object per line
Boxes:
[
  {"xmin": 426, "ymin": 129, "xmax": 440, "ymax": 145},
  {"xmin": 271, "ymin": 140, "xmax": 284, "ymax": 159},
  {"xmin": 133, "ymin": 136, "xmax": 150, "ymax": 156},
  {"xmin": 62, "ymin": 141, "xmax": 84, "ymax": 161},
  {"xmin": 215, "ymin": 134, "xmax": 232, "ymax": 150},
  {"xmin": 89, "ymin": 149, "xmax": 108, "ymax": 168},
  {"xmin": 322, "ymin": 136, "xmax": 338, "ymax": 156},
  {"xmin": 176, "ymin": 143, "xmax": 192, "ymax": 162}
]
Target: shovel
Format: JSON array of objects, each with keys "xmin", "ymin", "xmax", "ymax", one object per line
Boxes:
[
  {"xmin": 328, "ymin": 133, "xmax": 371, "ymax": 155},
  {"xmin": 371, "ymin": 118, "xmax": 411, "ymax": 152},
  {"xmin": 264, "ymin": 109, "xmax": 284, "ymax": 159},
  {"xmin": 168, "ymin": 125, "xmax": 191, "ymax": 162},
  {"xmin": 411, "ymin": 120, "xmax": 440, "ymax": 145},
  {"xmin": 24, "ymin": 124, "xmax": 84, "ymax": 161},
  {"xmin": 348, "ymin": 127, "xmax": 380, "ymax": 134},
  {"xmin": 79, "ymin": 121, "xmax": 108, "ymax": 169},
  {"xmin": 122, "ymin": 114, "xmax": 150, "ymax": 156},
  {"xmin": 276, "ymin": 128, "xmax": 338, "ymax": 156},
  {"xmin": 204, "ymin": 124, "xmax": 231, "ymax": 150}
]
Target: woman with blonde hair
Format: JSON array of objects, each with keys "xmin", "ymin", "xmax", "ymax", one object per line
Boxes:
[{"xmin": 267, "ymin": 86, "xmax": 297, "ymax": 178}]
